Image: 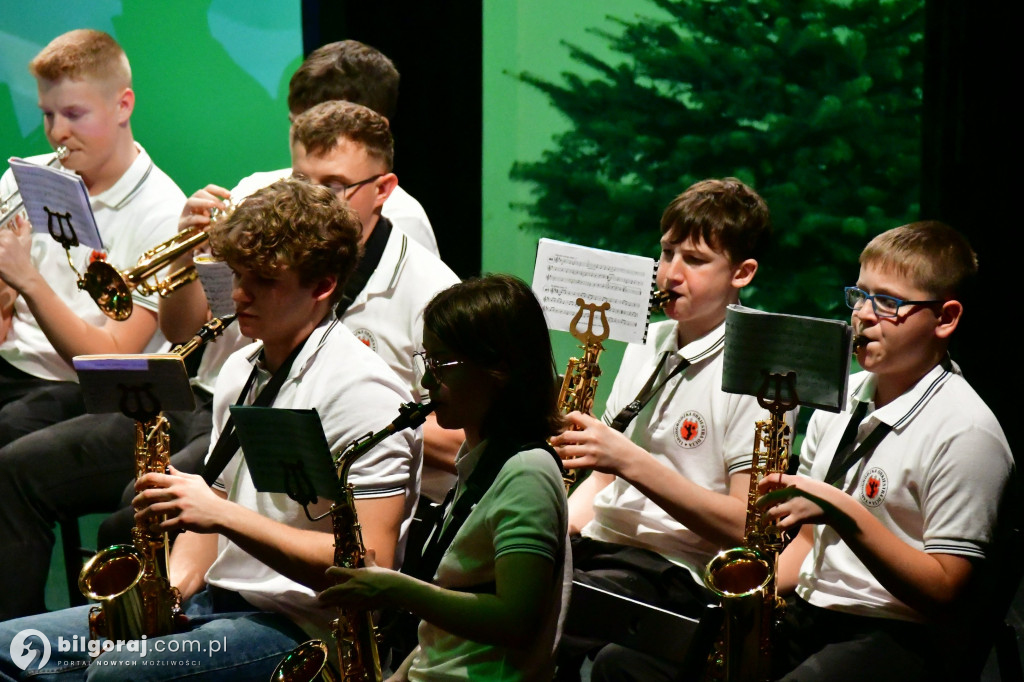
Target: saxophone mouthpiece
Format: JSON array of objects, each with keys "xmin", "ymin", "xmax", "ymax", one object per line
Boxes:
[
  {"xmin": 651, "ymin": 289, "xmax": 671, "ymax": 312},
  {"xmin": 54, "ymin": 145, "xmax": 69, "ymax": 161},
  {"xmin": 392, "ymin": 401, "xmax": 435, "ymax": 432},
  {"xmin": 851, "ymin": 335, "xmax": 868, "ymax": 353}
]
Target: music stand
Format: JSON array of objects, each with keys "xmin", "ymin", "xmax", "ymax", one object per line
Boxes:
[
  {"xmin": 721, "ymin": 304, "xmax": 851, "ymax": 413},
  {"xmin": 229, "ymin": 406, "xmax": 341, "ymax": 508},
  {"xmin": 564, "ymin": 581, "xmax": 707, "ymax": 665},
  {"xmin": 73, "ymin": 353, "xmax": 195, "ymax": 420}
]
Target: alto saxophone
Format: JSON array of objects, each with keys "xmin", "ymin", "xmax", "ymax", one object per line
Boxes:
[
  {"xmin": 78, "ymin": 315, "xmax": 237, "ymax": 642},
  {"xmin": 703, "ymin": 372, "xmax": 796, "ymax": 682},
  {"xmin": 273, "ymin": 402, "xmax": 435, "ymax": 682},
  {"xmin": 556, "ymin": 298, "xmax": 611, "ymax": 493}
]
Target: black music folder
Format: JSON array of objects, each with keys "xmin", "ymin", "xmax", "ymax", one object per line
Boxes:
[
  {"xmin": 230, "ymin": 406, "xmax": 341, "ymax": 504},
  {"xmin": 73, "ymin": 354, "xmax": 195, "ymax": 417},
  {"xmin": 721, "ymin": 304, "xmax": 852, "ymax": 412}
]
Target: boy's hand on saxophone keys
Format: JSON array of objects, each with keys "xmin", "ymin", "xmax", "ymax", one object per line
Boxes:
[
  {"xmin": 550, "ymin": 411, "xmax": 647, "ymax": 478},
  {"xmin": 756, "ymin": 474, "xmax": 857, "ymax": 535},
  {"xmin": 133, "ymin": 465, "xmax": 230, "ymax": 533}
]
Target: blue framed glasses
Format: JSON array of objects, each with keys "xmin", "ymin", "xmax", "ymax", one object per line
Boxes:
[{"xmin": 844, "ymin": 286, "xmax": 943, "ymax": 319}]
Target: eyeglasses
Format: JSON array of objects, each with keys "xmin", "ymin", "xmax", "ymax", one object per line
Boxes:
[
  {"xmin": 291, "ymin": 172, "xmax": 383, "ymax": 198},
  {"xmin": 413, "ymin": 351, "xmax": 465, "ymax": 379},
  {"xmin": 336, "ymin": 174, "xmax": 383, "ymax": 197},
  {"xmin": 844, "ymin": 286, "xmax": 944, "ymax": 319}
]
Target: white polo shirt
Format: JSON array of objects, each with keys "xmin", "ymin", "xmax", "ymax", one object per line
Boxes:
[
  {"xmin": 205, "ymin": 314, "xmax": 421, "ymax": 639},
  {"xmin": 411, "ymin": 441, "xmax": 571, "ymax": 681},
  {"xmin": 0, "ymin": 146, "xmax": 182, "ymax": 380},
  {"xmin": 230, "ymin": 168, "xmax": 439, "ymax": 256},
  {"xmin": 340, "ymin": 225, "xmax": 459, "ymax": 501},
  {"xmin": 582, "ymin": 320, "xmax": 772, "ymax": 583},
  {"xmin": 796, "ymin": 363, "xmax": 1013, "ymax": 622}
]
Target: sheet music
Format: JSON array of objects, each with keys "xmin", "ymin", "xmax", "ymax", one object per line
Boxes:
[
  {"xmin": 721, "ymin": 305, "xmax": 852, "ymax": 412},
  {"xmin": 195, "ymin": 255, "xmax": 235, "ymax": 318},
  {"xmin": 73, "ymin": 353, "xmax": 195, "ymax": 414},
  {"xmin": 7, "ymin": 157, "xmax": 103, "ymax": 250},
  {"xmin": 532, "ymin": 238, "xmax": 656, "ymax": 344}
]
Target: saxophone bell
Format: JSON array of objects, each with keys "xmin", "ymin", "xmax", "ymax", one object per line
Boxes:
[
  {"xmin": 78, "ymin": 317, "xmax": 236, "ymax": 643},
  {"xmin": 271, "ymin": 640, "xmax": 338, "ymax": 682}
]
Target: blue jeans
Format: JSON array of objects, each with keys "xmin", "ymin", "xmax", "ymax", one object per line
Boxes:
[{"xmin": 0, "ymin": 588, "xmax": 313, "ymax": 681}]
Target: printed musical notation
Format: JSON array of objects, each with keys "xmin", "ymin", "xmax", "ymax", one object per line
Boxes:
[
  {"xmin": 532, "ymin": 238, "xmax": 658, "ymax": 345},
  {"xmin": 195, "ymin": 255, "xmax": 235, "ymax": 319},
  {"xmin": 8, "ymin": 156, "xmax": 102, "ymax": 250}
]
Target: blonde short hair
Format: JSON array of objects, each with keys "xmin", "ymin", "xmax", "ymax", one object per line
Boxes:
[
  {"xmin": 860, "ymin": 221, "xmax": 978, "ymax": 299},
  {"xmin": 29, "ymin": 29, "xmax": 131, "ymax": 89}
]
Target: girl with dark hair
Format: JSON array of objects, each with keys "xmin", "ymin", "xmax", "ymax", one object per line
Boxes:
[{"xmin": 319, "ymin": 274, "xmax": 570, "ymax": 681}]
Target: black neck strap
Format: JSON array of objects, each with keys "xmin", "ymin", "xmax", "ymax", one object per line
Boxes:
[
  {"xmin": 608, "ymin": 335, "xmax": 722, "ymax": 433},
  {"xmin": 409, "ymin": 439, "xmax": 560, "ymax": 586},
  {"xmin": 335, "ymin": 216, "xmax": 392, "ymax": 317},
  {"xmin": 823, "ymin": 400, "xmax": 893, "ymax": 486},
  {"xmin": 201, "ymin": 323, "xmax": 320, "ymax": 485}
]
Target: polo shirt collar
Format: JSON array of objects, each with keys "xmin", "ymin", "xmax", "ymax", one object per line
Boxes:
[
  {"xmin": 243, "ymin": 312, "xmax": 339, "ymax": 379},
  {"xmin": 673, "ymin": 320, "xmax": 726, "ymax": 365},
  {"xmin": 852, "ymin": 360, "xmax": 957, "ymax": 430},
  {"xmin": 90, "ymin": 143, "xmax": 154, "ymax": 211},
  {"xmin": 454, "ymin": 438, "xmax": 488, "ymax": 484},
  {"xmin": 361, "ymin": 217, "xmax": 406, "ymax": 297}
]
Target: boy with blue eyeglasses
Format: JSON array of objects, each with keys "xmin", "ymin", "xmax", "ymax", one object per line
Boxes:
[{"xmin": 760, "ymin": 221, "xmax": 1014, "ymax": 681}]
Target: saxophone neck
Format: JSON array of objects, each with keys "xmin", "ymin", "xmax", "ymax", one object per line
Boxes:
[
  {"xmin": 336, "ymin": 401, "xmax": 434, "ymax": 484},
  {"xmin": 170, "ymin": 315, "xmax": 237, "ymax": 357}
]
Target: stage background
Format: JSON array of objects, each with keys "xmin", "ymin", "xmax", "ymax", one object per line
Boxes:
[{"xmin": 1, "ymin": 0, "xmax": 1017, "ymax": 473}]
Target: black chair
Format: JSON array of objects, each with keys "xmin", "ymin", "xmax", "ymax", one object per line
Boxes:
[
  {"xmin": 57, "ymin": 516, "xmax": 91, "ymax": 607},
  {"xmin": 961, "ymin": 524, "xmax": 1024, "ymax": 681}
]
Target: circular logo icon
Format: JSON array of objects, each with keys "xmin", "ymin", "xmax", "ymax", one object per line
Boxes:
[
  {"xmin": 10, "ymin": 628, "xmax": 50, "ymax": 671},
  {"xmin": 353, "ymin": 328, "xmax": 377, "ymax": 352},
  {"xmin": 673, "ymin": 410, "xmax": 707, "ymax": 449},
  {"xmin": 860, "ymin": 467, "xmax": 888, "ymax": 507}
]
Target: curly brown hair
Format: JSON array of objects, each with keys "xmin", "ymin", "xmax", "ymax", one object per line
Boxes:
[
  {"xmin": 29, "ymin": 29, "xmax": 131, "ymax": 88},
  {"xmin": 291, "ymin": 100, "xmax": 394, "ymax": 170},
  {"xmin": 209, "ymin": 178, "xmax": 362, "ymax": 303}
]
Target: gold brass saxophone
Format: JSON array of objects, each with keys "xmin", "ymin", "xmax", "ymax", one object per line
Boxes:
[
  {"xmin": 77, "ymin": 315, "xmax": 237, "ymax": 642},
  {"xmin": 0, "ymin": 146, "xmax": 69, "ymax": 230},
  {"xmin": 650, "ymin": 289, "xmax": 671, "ymax": 314},
  {"xmin": 703, "ymin": 372, "xmax": 796, "ymax": 682},
  {"xmin": 555, "ymin": 298, "xmax": 611, "ymax": 493},
  {"xmin": 80, "ymin": 200, "xmax": 235, "ymax": 321},
  {"xmin": 272, "ymin": 402, "xmax": 435, "ymax": 682}
]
